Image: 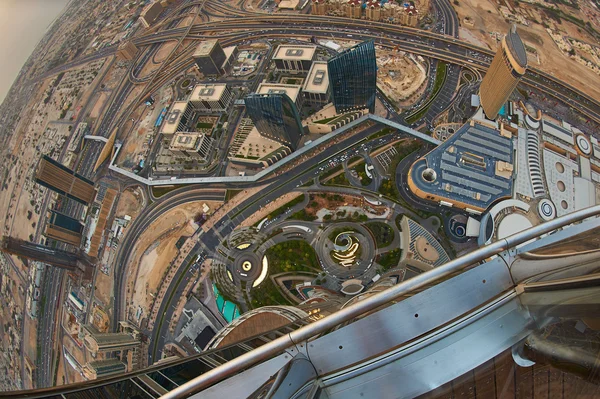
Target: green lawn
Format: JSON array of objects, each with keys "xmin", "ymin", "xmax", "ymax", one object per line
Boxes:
[
  {"xmin": 290, "ymin": 209, "xmax": 317, "ymax": 221},
  {"xmin": 368, "ymin": 127, "xmax": 394, "ymax": 141},
  {"xmin": 324, "ymin": 171, "xmax": 350, "ymax": 187},
  {"xmin": 377, "ymin": 248, "xmax": 402, "ymax": 271},
  {"xmin": 225, "ymin": 189, "xmax": 242, "ymax": 202},
  {"xmin": 196, "ymin": 122, "xmax": 214, "ymax": 129},
  {"xmin": 353, "ymin": 162, "xmax": 372, "ymax": 186},
  {"xmin": 152, "ymin": 185, "xmax": 180, "ymax": 198},
  {"xmin": 268, "ymin": 194, "xmax": 305, "ymax": 220},
  {"xmin": 320, "ymin": 164, "xmax": 343, "ymax": 181},
  {"xmin": 366, "ymin": 222, "xmax": 395, "ymax": 248},
  {"xmin": 314, "ymin": 116, "xmax": 338, "ymax": 124},
  {"xmin": 251, "ymin": 240, "xmax": 320, "ymax": 308},
  {"xmin": 328, "ymin": 226, "xmax": 358, "ymax": 242}
]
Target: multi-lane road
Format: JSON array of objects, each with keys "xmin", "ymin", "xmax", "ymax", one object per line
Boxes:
[{"xmin": 28, "ymin": 0, "xmax": 600, "ymax": 383}]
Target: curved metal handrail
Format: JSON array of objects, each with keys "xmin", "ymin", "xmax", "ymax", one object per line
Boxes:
[{"xmin": 160, "ymin": 205, "xmax": 600, "ymax": 398}]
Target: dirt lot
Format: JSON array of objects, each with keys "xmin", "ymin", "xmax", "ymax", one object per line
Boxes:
[
  {"xmin": 115, "ymin": 85, "xmax": 172, "ymax": 170},
  {"xmin": 90, "ymin": 305, "xmax": 110, "ymax": 333},
  {"xmin": 94, "ymin": 269, "xmax": 113, "ymax": 309},
  {"xmin": 377, "ymin": 51, "xmax": 427, "ymax": 104},
  {"xmin": 115, "ymin": 186, "xmax": 145, "ymax": 219},
  {"xmin": 452, "ymin": 0, "xmax": 600, "ymax": 99},
  {"xmin": 89, "ymin": 92, "xmax": 109, "ymax": 118},
  {"xmin": 126, "ymin": 200, "xmax": 222, "ymax": 323}
]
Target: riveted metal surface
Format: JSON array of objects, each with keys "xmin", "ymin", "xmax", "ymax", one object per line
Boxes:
[
  {"xmin": 272, "ymin": 357, "xmax": 318, "ymax": 399},
  {"xmin": 190, "ymin": 353, "xmax": 291, "ymax": 399},
  {"xmin": 320, "ymin": 297, "xmax": 532, "ymax": 399},
  {"xmin": 305, "ymin": 256, "xmax": 512, "ymax": 375}
]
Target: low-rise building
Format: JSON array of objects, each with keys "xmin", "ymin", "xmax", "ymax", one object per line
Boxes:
[
  {"xmin": 189, "ymin": 84, "xmax": 234, "ymax": 113},
  {"xmin": 168, "ymin": 132, "xmax": 214, "ymax": 162},
  {"xmin": 303, "ymin": 61, "xmax": 330, "ymax": 105},
  {"xmin": 160, "ymin": 102, "xmax": 193, "ymax": 141},
  {"xmin": 272, "ymin": 44, "xmax": 317, "ymax": 74},
  {"xmin": 399, "ymin": 216, "xmax": 450, "ymax": 271},
  {"xmin": 407, "ymin": 120, "xmax": 514, "ymax": 214}
]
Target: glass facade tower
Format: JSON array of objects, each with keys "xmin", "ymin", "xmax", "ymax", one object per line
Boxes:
[
  {"xmin": 328, "ymin": 40, "xmax": 377, "ymax": 114},
  {"xmin": 245, "ymin": 93, "xmax": 304, "ymax": 150}
]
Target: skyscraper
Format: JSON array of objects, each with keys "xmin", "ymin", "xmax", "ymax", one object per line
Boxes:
[
  {"xmin": 479, "ymin": 25, "xmax": 528, "ymax": 120},
  {"xmin": 245, "ymin": 91, "xmax": 304, "ymax": 150},
  {"xmin": 328, "ymin": 40, "xmax": 377, "ymax": 113},
  {"xmin": 193, "ymin": 40, "xmax": 227, "ymax": 77},
  {"xmin": 35, "ymin": 155, "xmax": 96, "ymax": 205},
  {"xmin": 45, "ymin": 211, "xmax": 84, "ymax": 247}
]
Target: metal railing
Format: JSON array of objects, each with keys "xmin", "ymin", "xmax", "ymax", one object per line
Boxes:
[{"xmin": 160, "ymin": 205, "xmax": 600, "ymax": 398}]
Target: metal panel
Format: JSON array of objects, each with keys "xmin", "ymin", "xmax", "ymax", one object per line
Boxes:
[
  {"xmin": 190, "ymin": 353, "xmax": 292, "ymax": 399},
  {"xmin": 272, "ymin": 357, "xmax": 317, "ymax": 399},
  {"xmin": 320, "ymin": 297, "xmax": 532, "ymax": 399},
  {"xmin": 305, "ymin": 256, "xmax": 512, "ymax": 375},
  {"xmin": 161, "ymin": 205, "xmax": 600, "ymax": 399},
  {"xmin": 507, "ymin": 217, "xmax": 600, "ymax": 283}
]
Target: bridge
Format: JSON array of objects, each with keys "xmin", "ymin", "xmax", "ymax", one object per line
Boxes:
[{"xmin": 105, "ymin": 114, "xmax": 440, "ymax": 186}]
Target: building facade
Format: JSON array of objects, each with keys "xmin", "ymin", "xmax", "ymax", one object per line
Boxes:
[
  {"xmin": 479, "ymin": 25, "xmax": 528, "ymax": 120},
  {"xmin": 312, "ymin": 0, "xmax": 423, "ymax": 26},
  {"xmin": 245, "ymin": 93, "xmax": 304, "ymax": 150},
  {"xmin": 116, "ymin": 41, "xmax": 138, "ymax": 61},
  {"xmin": 328, "ymin": 40, "xmax": 377, "ymax": 113},
  {"xmin": 45, "ymin": 211, "xmax": 83, "ymax": 247},
  {"xmin": 193, "ymin": 40, "xmax": 227, "ymax": 77},
  {"xmin": 82, "ymin": 360, "xmax": 127, "ymax": 380},
  {"xmin": 272, "ymin": 44, "xmax": 317, "ymax": 74},
  {"xmin": 189, "ymin": 84, "xmax": 234, "ymax": 113},
  {"xmin": 139, "ymin": 1, "xmax": 163, "ymax": 28}
]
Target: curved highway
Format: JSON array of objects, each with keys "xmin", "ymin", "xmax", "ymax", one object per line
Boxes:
[{"xmin": 34, "ymin": 0, "xmax": 600, "ymax": 370}]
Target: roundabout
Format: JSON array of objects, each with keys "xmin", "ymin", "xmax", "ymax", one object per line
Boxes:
[
  {"xmin": 316, "ymin": 223, "xmax": 376, "ymax": 282},
  {"xmin": 233, "ymin": 251, "xmax": 261, "ymax": 283}
]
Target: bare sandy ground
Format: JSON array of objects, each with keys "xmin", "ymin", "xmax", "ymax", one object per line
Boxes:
[
  {"xmin": 115, "ymin": 186, "xmax": 144, "ymax": 219},
  {"xmin": 89, "ymin": 92, "xmax": 109, "ymax": 118},
  {"xmin": 126, "ymin": 200, "xmax": 221, "ymax": 323},
  {"xmin": 453, "ymin": 0, "xmax": 600, "ymax": 99}
]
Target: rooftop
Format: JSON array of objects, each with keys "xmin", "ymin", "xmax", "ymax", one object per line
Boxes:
[
  {"xmin": 542, "ymin": 118, "xmax": 574, "ymax": 145},
  {"xmin": 303, "ymin": 61, "xmax": 329, "ymax": 94},
  {"xmin": 161, "ymin": 102, "xmax": 188, "ymax": 135},
  {"xmin": 409, "ymin": 121, "xmax": 514, "ymax": 211},
  {"xmin": 273, "ymin": 44, "xmax": 317, "ymax": 61},
  {"xmin": 190, "ymin": 84, "xmax": 229, "ymax": 102},
  {"xmin": 193, "ymin": 40, "xmax": 220, "ymax": 57},
  {"xmin": 401, "ymin": 216, "xmax": 450, "ymax": 268},
  {"xmin": 170, "ymin": 132, "xmax": 204, "ymax": 150},
  {"xmin": 256, "ymin": 83, "xmax": 302, "ymax": 103},
  {"xmin": 505, "ymin": 25, "xmax": 527, "ymax": 68},
  {"xmin": 278, "ymin": 0, "xmax": 300, "ymax": 8}
]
